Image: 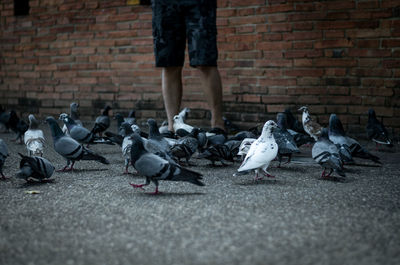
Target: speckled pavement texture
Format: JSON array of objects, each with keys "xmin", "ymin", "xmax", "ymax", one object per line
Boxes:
[{"xmin": 0, "ymin": 123, "xmax": 399, "ymax": 265}]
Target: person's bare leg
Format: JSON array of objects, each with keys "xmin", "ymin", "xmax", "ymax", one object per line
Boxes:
[
  {"xmin": 162, "ymin": 67, "xmax": 183, "ymax": 131},
  {"xmin": 197, "ymin": 66, "xmax": 224, "ymax": 130}
]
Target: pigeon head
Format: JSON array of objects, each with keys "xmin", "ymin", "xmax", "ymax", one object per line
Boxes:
[
  {"xmin": 368, "ymin": 108, "xmax": 377, "ymax": 120},
  {"xmin": 147, "ymin": 119, "xmax": 160, "ymax": 137},
  {"xmin": 70, "ymin": 102, "xmax": 79, "ymax": 111},
  {"xmin": 28, "ymin": 114, "xmax": 39, "ymax": 129},
  {"xmin": 45, "ymin": 116, "xmax": 64, "ymax": 138},
  {"xmin": 190, "ymin": 127, "xmax": 200, "ymax": 137},
  {"xmin": 102, "ymin": 105, "xmax": 112, "ymax": 115},
  {"xmin": 328, "ymin": 114, "xmax": 346, "ymax": 136},
  {"xmin": 261, "ymin": 120, "xmax": 278, "ymax": 137},
  {"xmin": 298, "ymin": 106, "xmax": 309, "ymax": 114},
  {"xmin": 114, "ymin": 113, "xmax": 124, "ymax": 126},
  {"xmin": 128, "ymin": 109, "xmax": 136, "ymax": 118},
  {"xmin": 70, "ymin": 102, "xmax": 80, "ymax": 119},
  {"xmin": 276, "ymin": 113, "xmax": 288, "ymax": 130},
  {"xmin": 173, "ymin": 115, "xmax": 183, "ymax": 124}
]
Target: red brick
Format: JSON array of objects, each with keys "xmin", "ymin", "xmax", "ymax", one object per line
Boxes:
[
  {"xmin": 314, "ymin": 58, "xmax": 357, "ymax": 67},
  {"xmin": 348, "ymin": 49, "xmax": 391, "ymax": 57},
  {"xmin": 266, "ymin": 3, "xmax": 294, "ymax": 13},
  {"xmin": 285, "ymin": 69, "xmax": 324, "ymax": 77},
  {"xmin": 316, "ymin": 39, "xmax": 354, "ymax": 49},
  {"xmin": 231, "ymin": 0, "xmax": 265, "ymax": 7}
]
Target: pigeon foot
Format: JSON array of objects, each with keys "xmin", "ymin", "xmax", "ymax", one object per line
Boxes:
[{"xmin": 130, "ymin": 183, "xmax": 146, "ymax": 190}]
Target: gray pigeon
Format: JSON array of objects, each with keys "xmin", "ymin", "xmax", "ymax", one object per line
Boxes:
[
  {"xmin": 46, "ymin": 116, "xmax": 109, "ymax": 171},
  {"xmin": 92, "ymin": 105, "xmax": 112, "ymax": 137},
  {"xmin": 274, "ymin": 113, "xmax": 300, "ymax": 166},
  {"xmin": 0, "ymin": 105, "xmax": 10, "ymax": 132},
  {"xmin": 125, "ymin": 109, "xmax": 137, "ymax": 125},
  {"xmin": 60, "ymin": 115, "xmax": 114, "ymax": 146},
  {"xmin": 198, "ymin": 144, "xmax": 235, "ymax": 166},
  {"xmin": 129, "ymin": 133, "xmax": 204, "ymax": 194},
  {"xmin": 329, "ymin": 114, "xmax": 380, "ymax": 164},
  {"xmin": 312, "ymin": 128, "xmax": 345, "ymax": 180},
  {"xmin": 62, "ymin": 102, "xmax": 83, "ymax": 135},
  {"xmin": 299, "ymin": 106, "xmax": 323, "ymax": 141},
  {"xmin": 16, "ymin": 153, "xmax": 55, "ymax": 182},
  {"xmin": 0, "ymin": 138, "xmax": 9, "ymax": 179},
  {"xmin": 366, "ymin": 108, "xmax": 393, "ymax": 148},
  {"xmin": 24, "ymin": 114, "xmax": 45, "ymax": 157},
  {"xmin": 170, "ymin": 128, "xmax": 200, "ymax": 165}
]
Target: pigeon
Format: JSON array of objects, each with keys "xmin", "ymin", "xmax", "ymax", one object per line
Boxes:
[
  {"xmin": 158, "ymin": 120, "xmax": 170, "ymax": 135},
  {"xmin": 60, "ymin": 114, "xmax": 114, "ymax": 146},
  {"xmin": 62, "ymin": 102, "xmax": 82, "ymax": 135},
  {"xmin": 273, "ymin": 113, "xmax": 300, "ymax": 166},
  {"xmin": 198, "ymin": 144, "xmax": 235, "ymax": 166},
  {"xmin": 223, "ymin": 139, "xmax": 242, "ymax": 158},
  {"xmin": 129, "ymin": 133, "xmax": 204, "ymax": 194},
  {"xmin": 173, "ymin": 115, "xmax": 194, "ymax": 134},
  {"xmin": 170, "ymin": 128, "xmax": 200, "ymax": 165},
  {"xmin": 145, "ymin": 119, "xmax": 176, "ymax": 164},
  {"xmin": 237, "ymin": 120, "xmax": 278, "ymax": 180},
  {"xmin": 125, "ymin": 109, "xmax": 136, "ymax": 125},
  {"xmin": 329, "ymin": 114, "xmax": 380, "ymax": 164},
  {"xmin": 284, "ymin": 107, "xmax": 306, "ymax": 134},
  {"xmin": 223, "ymin": 116, "xmax": 240, "ymax": 134},
  {"xmin": 299, "ymin": 106, "xmax": 323, "ymax": 141},
  {"xmin": 24, "ymin": 114, "xmax": 45, "ymax": 156},
  {"xmin": 0, "ymin": 138, "xmax": 9, "ymax": 179},
  {"xmin": 237, "ymin": 138, "xmax": 256, "ymax": 161},
  {"xmin": 92, "ymin": 105, "xmax": 112, "ymax": 137},
  {"xmin": 312, "ymin": 128, "xmax": 345, "ymax": 180},
  {"xmin": 16, "ymin": 153, "xmax": 55, "ymax": 182},
  {"xmin": 366, "ymin": 108, "xmax": 393, "ymax": 148},
  {"xmin": 0, "ymin": 105, "xmax": 10, "ymax": 132},
  {"xmin": 46, "ymin": 116, "xmax": 109, "ymax": 171},
  {"xmin": 8, "ymin": 110, "xmax": 28, "ymax": 144}
]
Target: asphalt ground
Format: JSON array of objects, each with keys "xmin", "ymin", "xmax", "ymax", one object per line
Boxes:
[{"xmin": 0, "ymin": 122, "xmax": 399, "ymax": 265}]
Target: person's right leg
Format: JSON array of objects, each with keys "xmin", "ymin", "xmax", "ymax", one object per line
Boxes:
[{"xmin": 162, "ymin": 66, "xmax": 183, "ymax": 131}]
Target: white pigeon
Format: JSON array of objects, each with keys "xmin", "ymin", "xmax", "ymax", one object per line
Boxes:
[
  {"xmin": 237, "ymin": 120, "xmax": 278, "ymax": 180},
  {"xmin": 299, "ymin": 106, "xmax": 322, "ymax": 141},
  {"xmin": 24, "ymin": 114, "xmax": 45, "ymax": 157},
  {"xmin": 237, "ymin": 138, "xmax": 256, "ymax": 161},
  {"xmin": 173, "ymin": 115, "xmax": 194, "ymax": 133}
]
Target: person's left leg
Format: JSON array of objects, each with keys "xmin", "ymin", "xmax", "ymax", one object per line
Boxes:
[{"xmin": 197, "ymin": 66, "xmax": 224, "ymax": 130}]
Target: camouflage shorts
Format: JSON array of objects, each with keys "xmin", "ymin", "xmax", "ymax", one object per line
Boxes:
[{"xmin": 152, "ymin": 0, "xmax": 218, "ymax": 67}]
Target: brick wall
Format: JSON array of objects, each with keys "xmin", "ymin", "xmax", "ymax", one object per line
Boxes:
[{"xmin": 0, "ymin": 0, "xmax": 399, "ymax": 136}]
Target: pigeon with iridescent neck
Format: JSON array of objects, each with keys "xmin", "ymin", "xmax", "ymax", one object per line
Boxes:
[
  {"xmin": 46, "ymin": 116, "xmax": 109, "ymax": 172},
  {"xmin": 129, "ymin": 133, "xmax": 204, "ymax": 194}
]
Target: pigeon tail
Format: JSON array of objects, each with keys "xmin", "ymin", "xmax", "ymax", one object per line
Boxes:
[{"xmin": 81, "ymin": 149, "xmax": 110, "ymax": 164}]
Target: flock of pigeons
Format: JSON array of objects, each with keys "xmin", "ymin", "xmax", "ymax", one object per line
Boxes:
[{"xmin": 0, "ymin": 103, "xmax": 394, "ymax": 194}]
